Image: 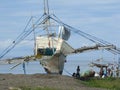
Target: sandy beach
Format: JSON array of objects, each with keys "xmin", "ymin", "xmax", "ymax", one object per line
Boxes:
[{"xmin": 0, "ymin": 74, "xmax": 107, "ymax": 90}]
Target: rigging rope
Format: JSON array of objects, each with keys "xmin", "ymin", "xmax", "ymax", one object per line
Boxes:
[
  {"xmin": 0, "ymin": 14, "xmax": 46, "ymax": 59},
  {"xmin": 63, "ymin": 68, "xmax": 72, "ymax": 76},
  {"xmin": 50, "ymin": 15, "xmax": 120, "ymax": 55},
  {"xmin": 1, "ymin": 13, "xmax": 120, "ymax": 60}
]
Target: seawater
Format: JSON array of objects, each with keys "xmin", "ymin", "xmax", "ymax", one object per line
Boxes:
[
  {"xmin": 0, "ymin": 59, "xmax": 99, "ymax": 76},
  {"xmin": 0, "ymin": 54, "xmax": 118, "ymax": 76}
]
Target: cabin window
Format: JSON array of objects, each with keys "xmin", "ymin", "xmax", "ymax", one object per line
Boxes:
[{"xmin": 37, "ymin": 48, "xmax": 56, "ymax": 56}]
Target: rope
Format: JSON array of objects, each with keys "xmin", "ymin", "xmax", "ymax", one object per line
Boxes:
[
  {"xmin": 0, "ymin": 14, "xmax": 45, "ymax": 59},
  {"xmin": 50, "ymin": 15, "xmax": 120, "ymax": 55},
  {"xmin": 63, "ymin": 68, "xmax": 72, "ymax": 76},
  {"xmin": 1, "ymin": 13, "xmax": 120, "ymax": 59}
]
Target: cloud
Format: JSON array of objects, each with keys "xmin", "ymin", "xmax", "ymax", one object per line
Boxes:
[
  {"xmin": 54, "ymin": 0, "xmax": 120, "ymax": 5},
  {"xmin": 10, "ymin": 11, "xmax": 41, "ymax": 17},
  {"xmin": 0, "ymin": 39, "xmax": 33, "ymax": 50},
  {"xmin": 22, "ymin": 0, "xmax": 42, "ymax": 4},
  {"xmin": 18, "ymin": 40, "xmax": 34, "ymax": 47},
  {"xmin": 42, "ymin": 0, "xmax": 120, "ymax": 12},
  {"xmin": 0, "ymin": 39, "xmax": 12, "ymax": 49}
]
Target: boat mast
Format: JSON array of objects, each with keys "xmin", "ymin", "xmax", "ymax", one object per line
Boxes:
[
  {"xmin": 43, "ymin": 0, "xmax": 50, "ymax": 36},
  {"xmin": 44, "ymin": 0, "xmax": 49, "ymax": 15},
  {"xmin": 32, "ymin": 16, "xmax": 36, "ymax": 56},
  {"xmin": 43, "ymin": 0, "xmax": 54, "ymax": 52}
]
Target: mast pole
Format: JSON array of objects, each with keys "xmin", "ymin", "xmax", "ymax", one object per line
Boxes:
[
  {"xmin": 43, "ymin": 0, "xmax": 54, "ymax": 51},
  {"xmin": 32, "ymin": 16, "xmax": 36, "ymax": 56},
  {"xmin": 43, "ymin": 0, "xmax": 50, "ymax": 35},
  {"xmin": 44, "ymin": 0, "xmax": 49, "ymax": 15}
]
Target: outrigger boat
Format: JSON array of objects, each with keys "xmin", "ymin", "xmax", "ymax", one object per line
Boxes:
[{"xmin": 0, "ymin": 0, "xmax": 120, "ymax": 74}]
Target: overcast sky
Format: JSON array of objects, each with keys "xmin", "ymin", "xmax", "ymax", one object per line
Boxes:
[{"xmin": 0, "ymin": 0, "xmax": 120, "ymax": 57}]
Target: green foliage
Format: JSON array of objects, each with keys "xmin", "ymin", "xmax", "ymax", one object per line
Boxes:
[
  {"xmin": 19, "ymin": 86, "xmax": 58, "ymax": 90},
  {"xmin": 81, "ymin": 77, "xmax": 120, "ymax": 90}
]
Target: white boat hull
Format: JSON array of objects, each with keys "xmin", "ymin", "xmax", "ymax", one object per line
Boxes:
[
  {"xmin": 35, "ymin": 36, "xmax": 74, "ymax": 74},
  {"xmin": 40, "ymin": 54, "xmax": 66, "ymax": 74}
]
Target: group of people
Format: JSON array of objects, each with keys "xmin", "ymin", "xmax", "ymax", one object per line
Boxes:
[
  {"xmin": 98, "ymin": 66, "xmax": 119, "ymax": 78},
  {"xmin": 72, "ymin": 65, "xmax": 120, "ymax": 79},
  {"xmin": 72, "ymin": 65, "xmax": 95, "ymax": 80}
]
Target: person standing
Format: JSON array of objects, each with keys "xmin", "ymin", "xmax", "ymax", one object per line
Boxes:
[
  {"xmin": 116, "ymin": 67, "xmax": 119, "ymax": 77},
  {"xmin": 77, "ymin": 66, "xmax": 80, "ymax": 73},
  {"xmin": 76, "ymin": 65, "xmax": 80, "ymax": 78}
]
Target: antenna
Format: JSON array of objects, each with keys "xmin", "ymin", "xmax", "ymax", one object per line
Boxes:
[{"xmin": 44, "ymin": 0, "xmax": 49, "ymax": 15}]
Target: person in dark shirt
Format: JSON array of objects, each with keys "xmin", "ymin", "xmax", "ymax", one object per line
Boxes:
[{"xmin": 76, "ymin": 65, "xmax": 80, "ymax": 78}]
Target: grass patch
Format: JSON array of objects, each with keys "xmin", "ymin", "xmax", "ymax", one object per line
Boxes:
[
  {"xmin": 81, "ymin": 77, "xmax": 120, "ymax": 90},
  {"xmin": 18, "ymin": 86, "xmax": 58, "ymax": 90}
]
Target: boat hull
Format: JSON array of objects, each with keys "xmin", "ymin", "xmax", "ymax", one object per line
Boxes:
[
  {"xmin": 40, "ymin": 54, "xmax": 66, "ymax": 74},
  {"xmin": 35, "ymin": 36, "xmax": 74, "ymax": 74}
]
